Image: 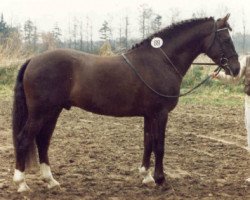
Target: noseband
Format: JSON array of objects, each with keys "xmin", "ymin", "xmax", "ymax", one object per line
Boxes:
[{"xmin": 206, "ymin": 23, "xmax": 238, "ymax": 75}]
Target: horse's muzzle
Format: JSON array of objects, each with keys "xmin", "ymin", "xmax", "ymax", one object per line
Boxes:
[{"xmin": 224, "ymin": 64, "xmax": 240, "ymax": 77}]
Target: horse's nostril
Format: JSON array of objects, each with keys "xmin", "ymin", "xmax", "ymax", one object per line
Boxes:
[{"xmin": 232, "ymin": 67, "xmax": 240, "ymax": 77}]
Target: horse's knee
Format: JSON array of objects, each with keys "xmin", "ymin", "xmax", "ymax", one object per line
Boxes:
[{"xmin": 16, "ymin": 133, "xmax": 31, "ymax": 151}]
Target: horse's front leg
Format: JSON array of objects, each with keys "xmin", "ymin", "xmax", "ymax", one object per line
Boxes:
[
  {"xmin": 139, "ymin": 116, "xmax": 155, "ymax": 185},
  {"xmin": 152, "ymin": 110, "xmax": 168, "ymax": 185}
]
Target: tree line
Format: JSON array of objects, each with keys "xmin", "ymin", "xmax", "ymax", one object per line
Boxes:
[{"xmin": 0, "ymin": 5, "xmax": 249, "ymax": 58}]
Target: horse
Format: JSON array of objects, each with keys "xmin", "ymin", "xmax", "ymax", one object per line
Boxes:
[{"xmin": 12, "ymin": 14, "xmax": 240, "ymax": 192}]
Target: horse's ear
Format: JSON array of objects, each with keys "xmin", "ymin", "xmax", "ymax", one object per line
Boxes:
[
  {"xmin": 217, "ymin": 13, "xmax": 232, "ymax": 30},
  {"xmin": 223, "ymin": 13, "xmax": 230, "ymax": 22}
]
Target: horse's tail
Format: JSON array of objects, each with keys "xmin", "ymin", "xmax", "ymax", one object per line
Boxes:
[{"xmin": 12, "ymin": 59, "xmax": 36, "ymax": 168}]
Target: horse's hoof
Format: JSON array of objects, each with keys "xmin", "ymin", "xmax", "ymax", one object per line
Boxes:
[
  {"xmin": 139, "ymin": 167, "xmax": 156, "ymax": 187},
  {"xmin": 142, "ymin": 175, "xmax": 156, "ymax": 187},
  {"xmin": 44, "ymin": 178, "xmax": 60, "ymax": 189},
  {"xmin": 142, "ymin": 177, "xmax": 156, "ymax": 187},
  {"xmin": 17, "ymin": 182, "xmax": 30, "ymax": 193},
  {"xmin": 48, "ymin": 181, "xmax": 60, "ymax": 190},
  {"xmin": 156, "ymin": 181, "xmax": 171, "ymax": 191},
  {"xmin": 154, "ymin": 175, "xmax": 166, "ymax": 185}
]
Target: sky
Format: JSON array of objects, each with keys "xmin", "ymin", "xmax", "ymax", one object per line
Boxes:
[{"xmin": 1, "ymin": 0, "xmax": 250, "ymax": 40}]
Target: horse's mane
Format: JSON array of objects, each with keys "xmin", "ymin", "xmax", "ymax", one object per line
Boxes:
[{"xmin": 131, "ymin": 17, "xmax": 214, "ymax": 49}]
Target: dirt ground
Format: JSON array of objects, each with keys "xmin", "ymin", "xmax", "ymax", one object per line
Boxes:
[{"xmin": 0, "ymin": 96, "xmax": 249, "ymax": 200}]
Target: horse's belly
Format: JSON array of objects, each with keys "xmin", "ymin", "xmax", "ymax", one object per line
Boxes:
[
  {"xmin": 72, "ymin": 91, "xmax": 142, "ymax": 116},
  {"xmin": 73, "ymin": 99, "xmax": 141, "ymax": 117}
]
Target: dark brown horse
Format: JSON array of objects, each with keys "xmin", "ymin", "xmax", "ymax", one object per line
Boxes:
[{"xmin": 12, "ymin": 14, "xmax": 240, "ymax": 192}]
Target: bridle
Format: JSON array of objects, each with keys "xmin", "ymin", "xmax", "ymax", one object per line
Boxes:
[
  {"xmin": 121, "ymin": 21, "xmax": 237, "ymax": 98},
  {"xmin": 205, "ymin": 22, "xmax": 238, "ymax": 76}
]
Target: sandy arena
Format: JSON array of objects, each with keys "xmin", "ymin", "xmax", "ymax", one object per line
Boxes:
[{"xmin": 0, "ymin": 97, "xmax": 249, "ymax": 199}]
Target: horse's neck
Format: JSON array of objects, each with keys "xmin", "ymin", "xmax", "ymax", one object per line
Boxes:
[{"xmin": 161, "ymin": 22, "xmax": 212, "ymax": 76}]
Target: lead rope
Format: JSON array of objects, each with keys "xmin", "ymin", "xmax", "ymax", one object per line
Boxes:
[
  {"xmin": 178, "ymin": 67, "xmax": 221, "ymax": 97},
  {"xmin": 121, "ymin": 53, "xmax": 222, "ymax": 98}
]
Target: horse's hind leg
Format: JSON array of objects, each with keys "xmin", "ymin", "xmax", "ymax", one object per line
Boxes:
[
  {"xmin": 139, "ymin": 116, "xmax": 155, "ymax": 185},
  {"xmin": 13, "ymin": 115, "xmax": 43, "ymax": 192},
  {"xmin": 35, "ymin": 108, "xmax": 62, "ymax": 189}
]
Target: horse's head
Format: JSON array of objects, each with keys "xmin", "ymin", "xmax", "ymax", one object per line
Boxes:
[{"xmin": 203, "ymin": 14, "xmax": 240, "ymax": 77}]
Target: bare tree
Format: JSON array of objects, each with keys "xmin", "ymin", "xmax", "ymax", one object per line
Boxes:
[
  {"xmin": 32, "ymin": 25, "xmax": 38, "ymax": 51},
  {"xmin": 169, "ymin": 8, "xmax": 180, "ymax": 24},
  {"xmin": 68, "ymin": 16, "xmax": 72, "ymax": 48},
  {"xmin": 242, "ymin": 10, "xmax": 246, "ymax": 54},
  {"xmin": 125, "ymin": 16, "xmax": 129, "ymax": 49},
  {"xmin": 79, "ymin": 20, "xmax": 83, "ymax": 51},
  {"xmin": 151, "ymin": 14, "xmax": 162, "ymax": 32},
  {"xmin": 24, "ymin": 19, "xmax": 34, "ymax": 46},
  {"xmin": 85, "ymin": 16, "xmax": 90, "ymax": 52},
  {"xmin": 52, "ymin": 22, "xmax": 62, "ymax": 48},
  {"xmin": 90, "ymin": 23, "xmax": 93, "ymax": 52},
  {"xmin": 192, "ymin": 9, "xmax": 207, "ymax": 18},
  {"xmin": 23, "ymin": 19, "xmax": 38, "ymax": 51},
  {"xmin": 118, "ymin": 22, "xmax": 122, "ymax": 46},
  {"xmin": 2, "ymin": 29, "xmax": 22, "ymax": 57},
  {"xmin": 139, "ymin": 4, "xmax": 153, "ymax": 39},
  {"xmin": 72, "ymin": 18, "xmax": 78, "ymax": 49},
  {"xmin": 41, "ymin": 32, "xmax": 57, "ymax": 50}
]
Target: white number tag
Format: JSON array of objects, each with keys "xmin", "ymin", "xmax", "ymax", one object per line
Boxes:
[{"xmin": 151, "ymin": 37, "xmax": 163, "ymax": 48}]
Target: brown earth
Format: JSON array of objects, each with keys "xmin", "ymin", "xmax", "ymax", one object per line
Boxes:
[{"xmin": 0, "ymin": 97, "xmax": 249, "ymax": 200}]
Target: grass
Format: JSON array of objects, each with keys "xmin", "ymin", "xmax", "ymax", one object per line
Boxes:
[
  {"xmin": 0, "ymin": 85, "xmax": 13, "ymax": 98},
  {"xmin": 0, "ymin": 63, "xmax": 17, "ymax": 100},
  {"xmin": 179, "ymin": 65, "xmax": 245, "ymax": 107},
  {"xmin": 179, "ymin": 86, "xmax": 244, "ymax": 107}
]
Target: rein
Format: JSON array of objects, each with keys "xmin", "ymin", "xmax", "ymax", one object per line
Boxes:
[
  {"xmin": 121, "ymin": 53, "xmax": 222, "ymax": 98},
  {"xmin": 121, "ymin": 21, "xmax": 237, "ymax": 99}
]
